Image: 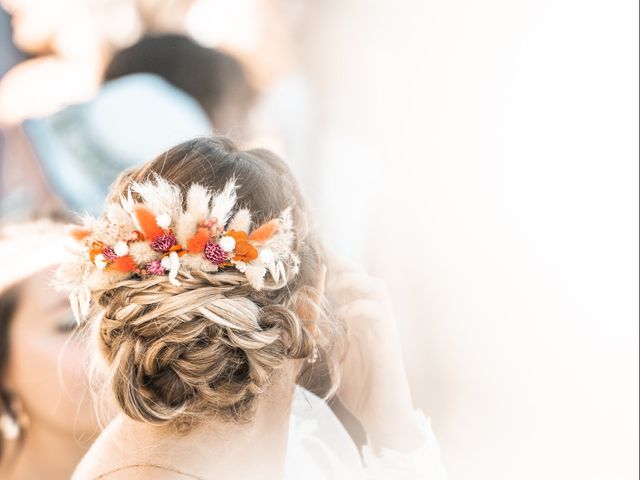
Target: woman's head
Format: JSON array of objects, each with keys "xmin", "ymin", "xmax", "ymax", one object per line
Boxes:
[
  {"xmin": 64, "ymin": 137, "xmax": 343, "ymax": 431},
  {"xmin": 104, "ymin": 34, "xmax": 256, "ymax": 135},
  {"xmin": 0, "ymin": 223, "xmax": 98, "ymax": 464}
]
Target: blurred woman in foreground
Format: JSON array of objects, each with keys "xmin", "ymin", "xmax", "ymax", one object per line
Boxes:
[{"xmin": 0, "ymin": 222, "xmax": 101, "ymax": 479}]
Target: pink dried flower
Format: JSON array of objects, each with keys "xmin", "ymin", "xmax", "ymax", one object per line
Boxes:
[
  {"xmin": 150, "ymin": 232, "xmax": 177, "ymax": 252},
  {"xmin": 146, "ymin": 259, "xmax": 166, "ymax": 275},
  {"xmin": 204, "ymin": 241, "xmax": 227, "ymax": 265},
  {"xmin": 102, "ymin": 246, "xmax": 118, "ymax": 261}
]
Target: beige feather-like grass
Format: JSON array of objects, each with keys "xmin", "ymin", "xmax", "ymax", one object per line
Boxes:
[
  {"xmin": 228, "ymin": 208, "xmax": 252, "ymax": 233},
  {"xmin": 210, "ymin": 179, "xmax": 237, "ymax": 227},
  {"xmin": 244, "ymin": 262, "xmax": 267, "ymax": 290},
  {"xmin": 105, "ymin": 203, "xmax": 133, "ymax": 228},
  {"xmin": 180, "ymin": 253, "xmax": 219, "ymax": 273},
  {"xmin": 55, "ymin": 257, "xmax": 89, "ymax": 292},
  {"xmin": 103, "ymin": 203, "xmax": 136, "ymax": 244},
  {"xmin": 120, "ymin": 190, "xmax": 141, "ymax": 232},
  {"xmin": 262, "ymin": 208, "xmax": 294, "ymax": 260},
  {"xmin": 57, "ymin": 176, "xmax": 298, "ymax": 306},
  {"xmin": 176, "ymin": 184, "xmax": 211, "ymax": 245},
  {"xmin": 87, "ymin": 269, "xmax": 129, "ymax": 291},
  {"xmin": 131, "ymin": 176, "xmax": 183, "ymax": 219}
]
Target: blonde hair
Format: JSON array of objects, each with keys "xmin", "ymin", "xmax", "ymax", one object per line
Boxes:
[{"xmin": 90, "ymin": 137, "xmax": 344, "ymax": 431}]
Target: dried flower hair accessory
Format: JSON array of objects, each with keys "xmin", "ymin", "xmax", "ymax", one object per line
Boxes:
[{"xmin": 57, "ymin": 176, "xmax": 299, "ymax": 318}]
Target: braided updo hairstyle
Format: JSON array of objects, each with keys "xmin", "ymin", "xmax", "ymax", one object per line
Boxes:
[{"xmin": 91, "ymin": 137, "xmax": 343, "ymax": 431}]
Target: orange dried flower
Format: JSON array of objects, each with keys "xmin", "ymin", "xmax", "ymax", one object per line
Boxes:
[
  {"xmin": 134, "ymin": 206, "xmax": 163, "ymax": 240},
  {"xmin": 225, "ymin": 230, "xmax": 248, "ymax": 242},
  {"xmin": 226, "ymin": 230, "xmax": 258, "ymax": 262},
  {"xmin": 69, "ymin": 227, "xmax": 91, "ymax": 242},
  {"xmin": 168, "ymin": 244, "xmax": 187, "ymax": 257},
  {"xmin": 186, "ymin": 227, "xmax": 211, "ymax": 253},
  {"xmin": 248, "ymin": 219, "xmax": 279, "ymax": 243},
  {"xmin": 89, "ymin": 241, "xmax": 105, "ymax": 263},
  {"xmin": 234, "ymin": 242, "xmax": 258, "ymax": 262},
  {"xmin": 109, "ymin": 255, "xmax": 137, "ymax": 273}
]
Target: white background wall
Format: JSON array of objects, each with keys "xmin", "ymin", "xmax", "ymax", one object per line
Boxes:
[{"xmin": 301, "ymin": 1, "xmax": 639, "ymax": 478}]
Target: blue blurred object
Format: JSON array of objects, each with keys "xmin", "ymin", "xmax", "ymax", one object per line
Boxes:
[
  {"xmin": 23, "ymin": 74, "xmax": 212, "ymax": 216},
  {"xmin": 0, "ymin": 7, "xmax": 26, "ymax": 78}
]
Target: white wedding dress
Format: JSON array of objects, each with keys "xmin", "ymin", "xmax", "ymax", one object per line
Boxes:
[{"xmin": 286, "ymin": 387, "xmax": 447, "ymax": 479}]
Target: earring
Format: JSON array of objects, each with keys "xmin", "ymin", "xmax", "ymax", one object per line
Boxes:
[
  {"xmin": 0, "ymin": 411, "xmax": 20, "ymax": 441},
  {"xmin": 307, "ymin": 345, "xmax": 319, "ymax": 364},
  {"xmin": 0, "ymin": 392, "xmax": 28, "ymax": 441}
]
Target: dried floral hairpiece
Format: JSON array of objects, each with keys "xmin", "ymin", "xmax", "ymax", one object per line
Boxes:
[{"xmin": 57, "ymin": 176, "xmax": 299, "ymax": 319}]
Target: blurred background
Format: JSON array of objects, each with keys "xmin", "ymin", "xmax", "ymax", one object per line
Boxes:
[{"xmin": 0, "ymin": 1, "xmax": 638, "ymax": 479}]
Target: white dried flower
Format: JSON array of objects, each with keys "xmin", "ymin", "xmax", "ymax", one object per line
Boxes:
[
  {"xmin": 160, "ymin": 256, "xmax": 172, "ymax": 270},
  {"xmin": 155, "ymin": 213, "xmax": 172, "ymax": 229},
  {"xmin": 113, "ymin": 241, "xmax": 129, "ymax": 257},
  {"xmin": 166, "ymin": 251, "xmax": 181, "ymax": 287},
  {"xmin": 219, "ymin": 235, "xmax": 236, "ymax": 252},
  {"xmin": 258, "ymin": 248, "xmax": 274, "ymax": 264},
  {"xmin": 94, "ymin": 254, "xmax": 107, "ymax": 270}
]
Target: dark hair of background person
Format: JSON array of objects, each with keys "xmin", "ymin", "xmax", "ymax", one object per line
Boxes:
[
  {"xmin": 104, "ymin": 34, "xmax": 256, "ymax": 134},
  {"xmin": 0, "ymin": 284, "xmax": 24, "ymax": 463}
]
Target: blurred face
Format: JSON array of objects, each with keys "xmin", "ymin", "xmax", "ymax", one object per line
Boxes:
[
  {"xmin": 2, "ymin": 0, "xmax": 56, "ymax": 53},
  {"xmin": 1, "ymin": 0, "xmax": 80, "ymax": 54},
  {"xmin": 4, "ymin": 269, "xmax": 99, "ymax": 437}
]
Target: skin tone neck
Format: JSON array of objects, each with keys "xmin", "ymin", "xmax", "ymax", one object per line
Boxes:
[{"xmin": 97, "ymin": 363, "xmax": 299, "ymax": 480}]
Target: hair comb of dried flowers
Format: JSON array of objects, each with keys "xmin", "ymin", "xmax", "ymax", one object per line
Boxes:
[{"xmin": 57, "ymin": 176, "xmax": 299, "ymax": 319}]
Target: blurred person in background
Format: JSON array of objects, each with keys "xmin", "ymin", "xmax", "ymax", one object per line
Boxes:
[
  {"xmin": 104, "ymin": 34, "xmax": 256, "ymax": 140},
  {"xmin": 134, "ymin": 0, "xmax": 196, "ymax": 35},
  {"xmin": 0, "ymin": 222, "xmax": 102, "ymax": 480},
  {"xmin": 0, "ymin": 0, "xmax": 137, "ymax": 222},
  {"xmin": 0, "ymin": 0, "xmax": 205, "ymax": 221},
  {"xmin": 0, "ymin": 0, "xmax": 218, "ymax": 127},
  {"xmin": 0, "ymin": 0, "xmax": 141, "ymax": 126},
  {"xmin": 0, "ymin": 7, "xmax": 24, "ymax": 78},
  {"xmin": 1, "ymin": 73, "xmax": 211, "ymax": 219},
  {"xmin": 0, "ymin": 0, "xmax": 294, "ymax": 220},
  {"xmin": 183, "ymin": 0, "xmax": 315, "ymax": 189},
  {"xmin": 0, "ymin": 4, "xmax": 49, "ymax": 220},
  {"xmin": 1, "ymin": 8, "xmax": 261, "ymax": 221}
]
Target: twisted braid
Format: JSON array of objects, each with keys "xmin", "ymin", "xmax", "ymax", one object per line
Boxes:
[{"xmin": 94, "ymin": 268, "xmax": 315, "ymax": 429}]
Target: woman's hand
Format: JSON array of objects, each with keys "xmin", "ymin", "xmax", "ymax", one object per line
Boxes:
[{"xmin": 325, "ymin": 257, "xmax": 425, "ymax": 452}]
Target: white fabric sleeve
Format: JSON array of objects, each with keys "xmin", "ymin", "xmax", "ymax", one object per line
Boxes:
[
  {"xmin": 361, "ymin": 411, "xmax": 447, "ymax": 480},
  {"xmin": 287, "ymin": 388, "xmax": 447, "ymax": 480}
]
